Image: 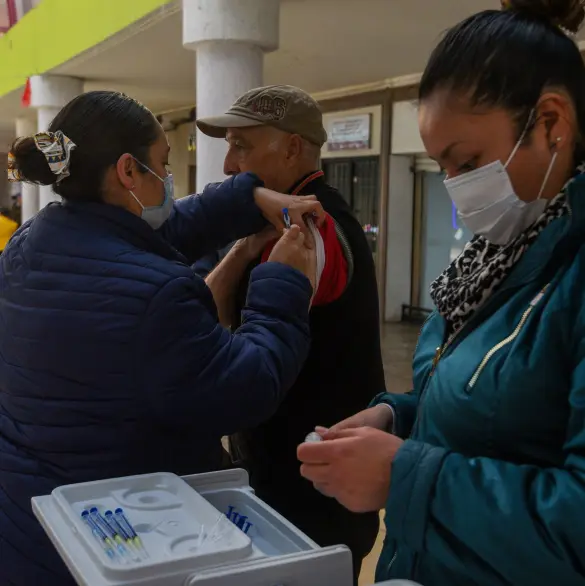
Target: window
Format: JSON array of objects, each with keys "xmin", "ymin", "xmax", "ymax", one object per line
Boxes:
[{"xmin": 322, "ymin": 156, "xmax": 380, "ymax": 259}]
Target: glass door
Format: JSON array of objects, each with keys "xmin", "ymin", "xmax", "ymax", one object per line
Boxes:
[
  {"xmin": 418, "ymin": 171, "xmax": 472, "ymax": 310},
  {"xmin": 322, "ymin": 156, "xmax": 380, "ymax": 262}
]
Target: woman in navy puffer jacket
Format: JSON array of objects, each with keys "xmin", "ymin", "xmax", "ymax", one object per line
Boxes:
[{"xmin": 0, "ymin": 91, "xmax": 320, "ymax": 585}]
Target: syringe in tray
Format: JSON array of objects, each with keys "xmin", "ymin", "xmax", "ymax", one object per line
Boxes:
[
  {"xmin": 226, "ymin": 505, "xmax": 253, "ymax": 535},
  {"xmin": 81, "ymin": 507, "xmax": 148, "ymax": 563}
]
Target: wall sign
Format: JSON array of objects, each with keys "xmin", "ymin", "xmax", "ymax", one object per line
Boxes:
[{"xmin": 326, "ymin": 113, "xmax": 371, "ymax": 152}]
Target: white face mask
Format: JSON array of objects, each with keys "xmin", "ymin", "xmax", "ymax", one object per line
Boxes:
[
  {"xmin": 443, "ymin": 111, "xmax": 559, "ymax": 245},
  {"xmin": 129, "ymin": 159, "xmax": 174, "ymax": 230}
]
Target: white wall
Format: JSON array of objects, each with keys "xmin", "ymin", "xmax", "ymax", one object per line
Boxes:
[
  {"xmin": 382, "ymin": 98, "xmax": 427, "ymax": 321},
  {"xmin": 384, "ymin": 154, "xmax": 414, "ymax": 321},
  {"xmin": 391, "ymin": 100, "xmax": 425, "ymax": 155}
]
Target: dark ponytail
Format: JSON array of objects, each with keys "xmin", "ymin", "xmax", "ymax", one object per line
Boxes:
[{"xmin": 8, "ymin": 136, "xmax": 59, "ymax": 186}]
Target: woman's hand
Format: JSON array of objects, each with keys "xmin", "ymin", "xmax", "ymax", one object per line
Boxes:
[
  {"xmin": 236, "ymin": 226, "xmax": 280, "ymax": 262},
  {"xmin": 253, "ymin": 187, "xmax": 326, "ymax": 242},
  {"xmin": 315, "ymin": 404, "xmax": 394, "ymax": 438},
  {"xmin": 298, "ymin": 427, "xmax": 404, "ymax": 513},
  {"xmin": 268, "ymin": 225, "xmax": 316, "ymax": 290}
]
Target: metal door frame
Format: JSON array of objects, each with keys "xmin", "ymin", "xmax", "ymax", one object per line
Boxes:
[{"xmin": 322, "ymin": 156, "xmax": 381, "ymax": 263}]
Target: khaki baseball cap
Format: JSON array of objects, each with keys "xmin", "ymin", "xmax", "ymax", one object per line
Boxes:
[{"xmin": 196, "ymin": 85, "xmax": 327, "ymax": 147}]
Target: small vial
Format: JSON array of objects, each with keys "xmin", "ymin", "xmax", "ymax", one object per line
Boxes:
[{"xmin": 304, "ymin": 431, "xmax": 323, "ymax": 443}]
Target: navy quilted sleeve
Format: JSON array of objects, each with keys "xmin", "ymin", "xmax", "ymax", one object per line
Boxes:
[
  {"xmin": 159, "ymin": 173, "xmax": 266, "ymax": 263},
  {"xmin": 192, "ymin": 243, "xmax": 235, "ymax": 279},
  {"xmin": 136, "ymin": 262, "xmax": 312, "ymax": 435}
]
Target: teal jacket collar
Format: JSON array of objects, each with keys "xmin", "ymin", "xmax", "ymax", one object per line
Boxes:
[{"xmin": 497, "ymin": 172, "xmax": 585, "ymax": 294}]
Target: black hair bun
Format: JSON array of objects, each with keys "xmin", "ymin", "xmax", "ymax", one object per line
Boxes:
[
  {"xmin": 506, "ymin": 0, "xmax": 585, "ymax": 33},
  {"xmin": 8, "ymin": 136, "xmax": 58, "ymax": 186}
]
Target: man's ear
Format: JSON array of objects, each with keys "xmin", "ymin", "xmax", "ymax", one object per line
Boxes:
[{"xmin": 285, "ymin": 134, "xmax": 303, "ymax": 165}]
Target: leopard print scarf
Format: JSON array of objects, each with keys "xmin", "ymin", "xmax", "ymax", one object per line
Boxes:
[{"xmin": 430, "ymin": 165, "xmax": 585, "ymax": 334}]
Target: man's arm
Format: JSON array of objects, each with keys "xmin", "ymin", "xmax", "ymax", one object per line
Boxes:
[
  {"xmin": 205, "ymin": 229, "xmax": 280, "ymax": 327},
  {"xmin": 261, "ymin": 214, "xmax": 349, "ymax": 306}
]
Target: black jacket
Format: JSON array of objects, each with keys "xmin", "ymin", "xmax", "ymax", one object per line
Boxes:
[{"xmin": 230, "ymin": 173, "xmax": 385, "ymax": 561}]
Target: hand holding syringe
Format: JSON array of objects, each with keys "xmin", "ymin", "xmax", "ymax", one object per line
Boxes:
[{"xmin": 267, "ymin": 209, "xmax": 317, "ymax": 294}]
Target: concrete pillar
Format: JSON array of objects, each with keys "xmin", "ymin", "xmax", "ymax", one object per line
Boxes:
[
  {"xmin": 15, "ymin": 117, "xmax": 39, "ymax": 222},
  {"xmin": 385, "ymin": 155, "xmax": 414, "ymax": 322},
  {"xmin": 29, "ymin": 75, "xmax": 83, "ymax": 209},
  {"xmin": 183, "ymin": 0, "xmax": 280, "ymax": 191},
  {"xmin": 37, "ymin": 107, "xmax": 61, "ymax": 136}
]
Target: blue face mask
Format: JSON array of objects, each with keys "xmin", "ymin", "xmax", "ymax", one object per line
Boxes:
[{"xmin": 129, "ymin": 160, "xmax": 174, "ymax": 230}]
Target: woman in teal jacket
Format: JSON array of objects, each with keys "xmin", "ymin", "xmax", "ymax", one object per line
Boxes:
[{"xmin": 299, "ymin": 1, "xmax": 585, "ymax": 585}]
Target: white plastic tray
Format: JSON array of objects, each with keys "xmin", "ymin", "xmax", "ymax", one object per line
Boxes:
[
  {"xmin": 33, "ymin": 469, "xmax": 354, "ymax": 586},
  {"xmin": 41, "ymin": 472, "xmax": 252, "ymax": 583}
]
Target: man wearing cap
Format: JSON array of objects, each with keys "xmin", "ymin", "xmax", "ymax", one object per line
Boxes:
[{"xmin": 196, "ymin": 85, "xmax": 384, "ymax": 583}]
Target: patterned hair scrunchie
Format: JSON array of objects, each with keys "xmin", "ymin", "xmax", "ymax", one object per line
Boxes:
[
  {"xmin": 7, "ymin": 152, "xmax": 22, "ymax": 182},
  {"xmin": 34, "ymin": 131, "xmax": 76, "ymax": 182},
  {"xmin": 7, "ymin": 130, "xmax": 76, "ymax": 183}
]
